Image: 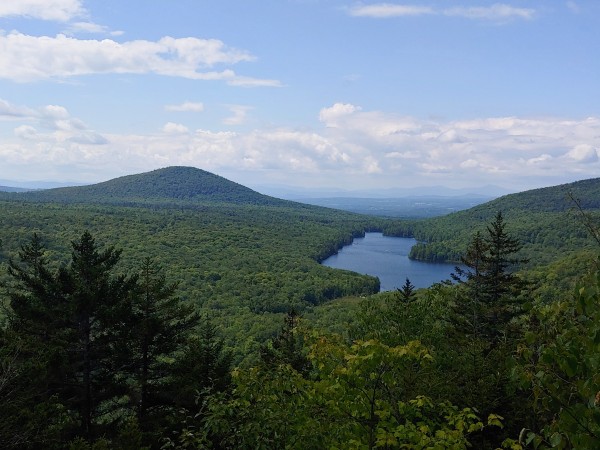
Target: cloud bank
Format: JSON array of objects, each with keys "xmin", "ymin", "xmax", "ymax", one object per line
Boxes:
[{"xmin": 1, "ymin": 99, "xmax": 598, "ymax": 190}]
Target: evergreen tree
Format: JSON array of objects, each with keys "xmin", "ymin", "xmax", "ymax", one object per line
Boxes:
[
  {"xmin": 57, "ymin": 231, "xmax": 138, "ymax": 440},
  {"xmin": 3, "ymin": 234, "xmax": 74, "ymax": 446},
  {"xmin": 397, "ymin": 277, "xmax": 416, "ymax": 302},
  {"xmin": 447, "ymin": 212, "xmax": 529, "ymax": 446},
  {"xmin": 485, "ymin": 211, "xmax": 528, "ymax": 303},
  {"xmin": 6, "ymin": 233, "xmax": 67, "ymax": 342},
  {"xmin": 127, "ymin": 257, "xmax": 199, "ymax": 432},
  {"xmin": 169, "ymin": 315, "xmax": 232, "ymax": 412},
  {"xmin": 260, "ymin": 308, "xmax": 311, "ymax": 375},
  {"xmin": 451, "ymin": 212, "xmax": 528, "ymax": 341},
  {"xmin": 2, "ymin": 232, "xmax": 140, "ymax": 444}
]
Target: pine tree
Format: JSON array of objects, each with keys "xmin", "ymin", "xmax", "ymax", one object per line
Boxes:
[
  {"xmin": 451, "ymin": 212, "xmax": 527, "ymax": 341},
  {"xmin": 397, "ymin": 277, "xmax": 416, "ymax": 302},
  {"xmin": 169, "ymin": 316, "xmax": 232, "ymax": 412},
  {"xmin": 5, "ymin": 234, "xmax": 71, "ymax": 419},
  {"xmin": 3, "ymin": 232, "xmax": 139, "ymax": 444},
  {"xmin": 127, "ymin": 257, "xmax": 199, "ymax": 430},
  {"xmin": 57, "ymin": 231, "xmax": 138, "ymax": 439},
  {"xmin": 260, "ymin": 308, "xmax": 310, "ymax": 374}
]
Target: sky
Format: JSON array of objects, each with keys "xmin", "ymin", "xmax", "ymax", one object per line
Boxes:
[{"xmin": 0, "ymin": 0, "xmax": 599, "ymax": 193}]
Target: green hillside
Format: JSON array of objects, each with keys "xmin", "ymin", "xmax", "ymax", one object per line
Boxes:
[
  {"xmin": 2, "ymin": 169, "xmax": 600, "ymax": 448},
  {"xmin": 0, "ymin": 167, "xmax": 385, "ymax": 363},
  {"xmin": 385, "ymin": 177, "xmax": 600, "ymax": 267},
  {"xmin": 0, "ymin": 166, "xmax": 288, "ymax": 206}
]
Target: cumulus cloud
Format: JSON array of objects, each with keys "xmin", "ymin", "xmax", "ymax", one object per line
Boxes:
[
  {"xmin": 162, "ymin": 122, "xmax": 190, "ymax": 134},
  {"xmin": 14, "ymin": 125, "xmax": 38, "ymax": 139},
  {"xmin": 349, "ymin": 3, "xmax": 535, "ymax": 21},
  {"xmin": 565, "ymin": 144, "xmax": 598, "ymax": 163},
  {"xmin": 223, "ymin": 105, "xmax": 253, "ymax": 125},
  {"xmin": 0, "ymin": 32, "xmax": 282, "ymax": 86},
  {"xmin": 0, "ymin": 99, "xmax": 37, "ymax": 118},
  {"xmin": 1, "ymin": 97, "xmax": 107, "ymax": 146},
  {"xmin": 319, "ymin": 103, "xmax": 361, "ymax": 127},
  {"xmin": 0, "ymin": 0, "xmax": 83, "ymax": 21},
  {"xmin": 165, "ymin": 101, "xmax": 205, "ymax": 112},
  {"xmin": 1, "ymin": 100, "xmax": 599, "ymax": 190}
]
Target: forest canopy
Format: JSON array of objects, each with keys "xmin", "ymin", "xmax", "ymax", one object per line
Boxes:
[{"xmin": 1, "ymin": 168, "xmax": 600, "ymax": 448}]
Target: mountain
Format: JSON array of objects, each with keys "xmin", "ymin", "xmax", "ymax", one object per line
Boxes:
[
  {"xmin": 465, "ymin": 177, "xmax": 600, "ymax": 213},
  {"xmin": 0, "ymin": 166, "xmax": 289, "ymax": 206},
  {"xmin": 0, "ymin": 185, "xmax": 33, "ymax": 193},
  {"xmin": 395, "ymin": 177, "xmax": 600, "ymax": 266}
]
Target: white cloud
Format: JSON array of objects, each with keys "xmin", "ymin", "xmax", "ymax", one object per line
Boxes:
[
  {"xmin": 349, "ymin": 4, "xmax": 434, "ymax": 18},
  {"xmin": 223, "ymin": 105, "xmax": 253, "ymax": 125},
  {"xmin": 565, "ymin": 144, "xmax": 598, "ymax": 163},
  {"xmin": 14, "ymin": 125, "xmax": 38, "ymax": 139},
  {"xmin": 0, "ymin": 99, "xmax": 37, "ymax": 118},
  {"xmin": 162, "ymin": 122, "xmax": 190, "ymax": 134},
  {"xmin": 0, "ymin": 0, "xmax": 83, "ymax": 21},
  {"xmin": 64, "ymin": 22, "xmax": 125, "ymax": 37},
  {"xmin": 319, "ymin": 103, "xmax": 361, "ymax": 126},
  {"xmin": 68, "ymin": 131, "xmax": 108, "ymax": 145},
  {"xmin": 0, "ymin": 32, "xmax": 282, "ymax": 86},
  {"xmin": 1, "ymin": 100, "xmax": 599, "ymax": 190},
  {"xmin": 349, "ymin": 3, "xmax": 535, "ymax": 21},
  {"xmin": 165, "ymin": 102, "xmax": 205, "ymax": 112},
  {"xmin": 0, "ymin": 98, "xmax": 108, "ymax": 146},
  {"xmin": 444, "ymin": 4, "xmax": 535, "ymax": 21}
]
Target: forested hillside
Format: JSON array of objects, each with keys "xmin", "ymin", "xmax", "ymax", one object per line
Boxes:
[
  {"xmin": 0, "ymin": 167, "xmax": 385, "ymax": 363},
  {"xmin": 384, "ymin": 177, "xmax": 600, "ymax": 268},
  {"xmin": 0, "ymin": 166, "xmax": 289, "ymax": 206},
  {"xmin": 2, "ymin": 168, "xmax": 600, "ymax": 449}
]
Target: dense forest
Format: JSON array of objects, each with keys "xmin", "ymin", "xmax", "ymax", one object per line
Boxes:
[{"xmin": 1, "ymin": 167, "xmax": 599, "ymax": 449}]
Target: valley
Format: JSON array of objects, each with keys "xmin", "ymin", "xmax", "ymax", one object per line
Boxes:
[{"xmin": 1, "ymin": 166, "xmax": 599, "ymax": 448}]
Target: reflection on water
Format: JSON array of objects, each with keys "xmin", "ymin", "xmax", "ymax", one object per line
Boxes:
[{"xmin": 321, "ymin": 232, "xmax": 457, "ymax": 291}]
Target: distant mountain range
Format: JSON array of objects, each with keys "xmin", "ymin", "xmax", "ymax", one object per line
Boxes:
[
  {"xmin": 0, "ymin": 172, "xmax": 513, "ymax": 199},
  {"xmin": 2, "ymin": 167, "xmax": 598, "ymax": 221},
  {"xmin": 253, "ymin": 183, "xmax": 513, "ymax": 199},
  {"xmin": 0, "ymin": 185, "xmax": 33, "ymax": 193}
]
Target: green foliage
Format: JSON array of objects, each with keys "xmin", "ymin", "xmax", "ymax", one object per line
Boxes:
[
  {"xmin": 168, "ymin": 315, "xmax": 233, "ymax": 413},
  {"xmin": 0, "ymin": 194, "xmax": 380, "ymax": 364},
  {"xmin": 391, "ymin": 178, "xmax": 600, "ymax": 267},
  {"xmin": 191, "ymin": 334, "xmax": 496, "ymax": 449},
  {"xmin": 397, "ymin": 277, "xmax": 416, "ymax": 302},
  {"xmin": 4, "ymin": 232, "xmax": 139, "ymax": 441},
  {"xmin": 125, "ymin": 257, "xmax": 200, "ymax": 436},
  {"xmin": 0, "ymin": 232, "xmax": 233, "ymax": 448},
  {"xmin": 450, "ymin": 212, "xmax": 528, "ymax": 342},
  {"xmin": 259, "ymin": 308, "xmax": 311, "ymax": 374},
  {"xmin": 514, "ymin": 266, "xmax": 600, "ymax": 448},
  {"xmin": 0, "ymin": 166, "xmax": 287, "ymax": 206}
]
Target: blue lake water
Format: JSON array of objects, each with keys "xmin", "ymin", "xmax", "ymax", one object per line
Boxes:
[{"xmin": 321, "ymin": 232, "xmax": 457, "ymax": 291}]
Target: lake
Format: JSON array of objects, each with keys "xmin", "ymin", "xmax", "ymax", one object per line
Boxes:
[{"xmin": 321, "ymin": 232, "xmax": 457, "ymax": 291}]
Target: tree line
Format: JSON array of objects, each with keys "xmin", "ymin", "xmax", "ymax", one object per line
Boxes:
[{"xmin": 2, "ymin": 210, "xmax": 600, "ymax": 448}]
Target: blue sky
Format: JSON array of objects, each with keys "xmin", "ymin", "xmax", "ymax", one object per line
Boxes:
[{"xmin": 0, "ymin": 0, "xmax": 598, "ymax": 193}]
